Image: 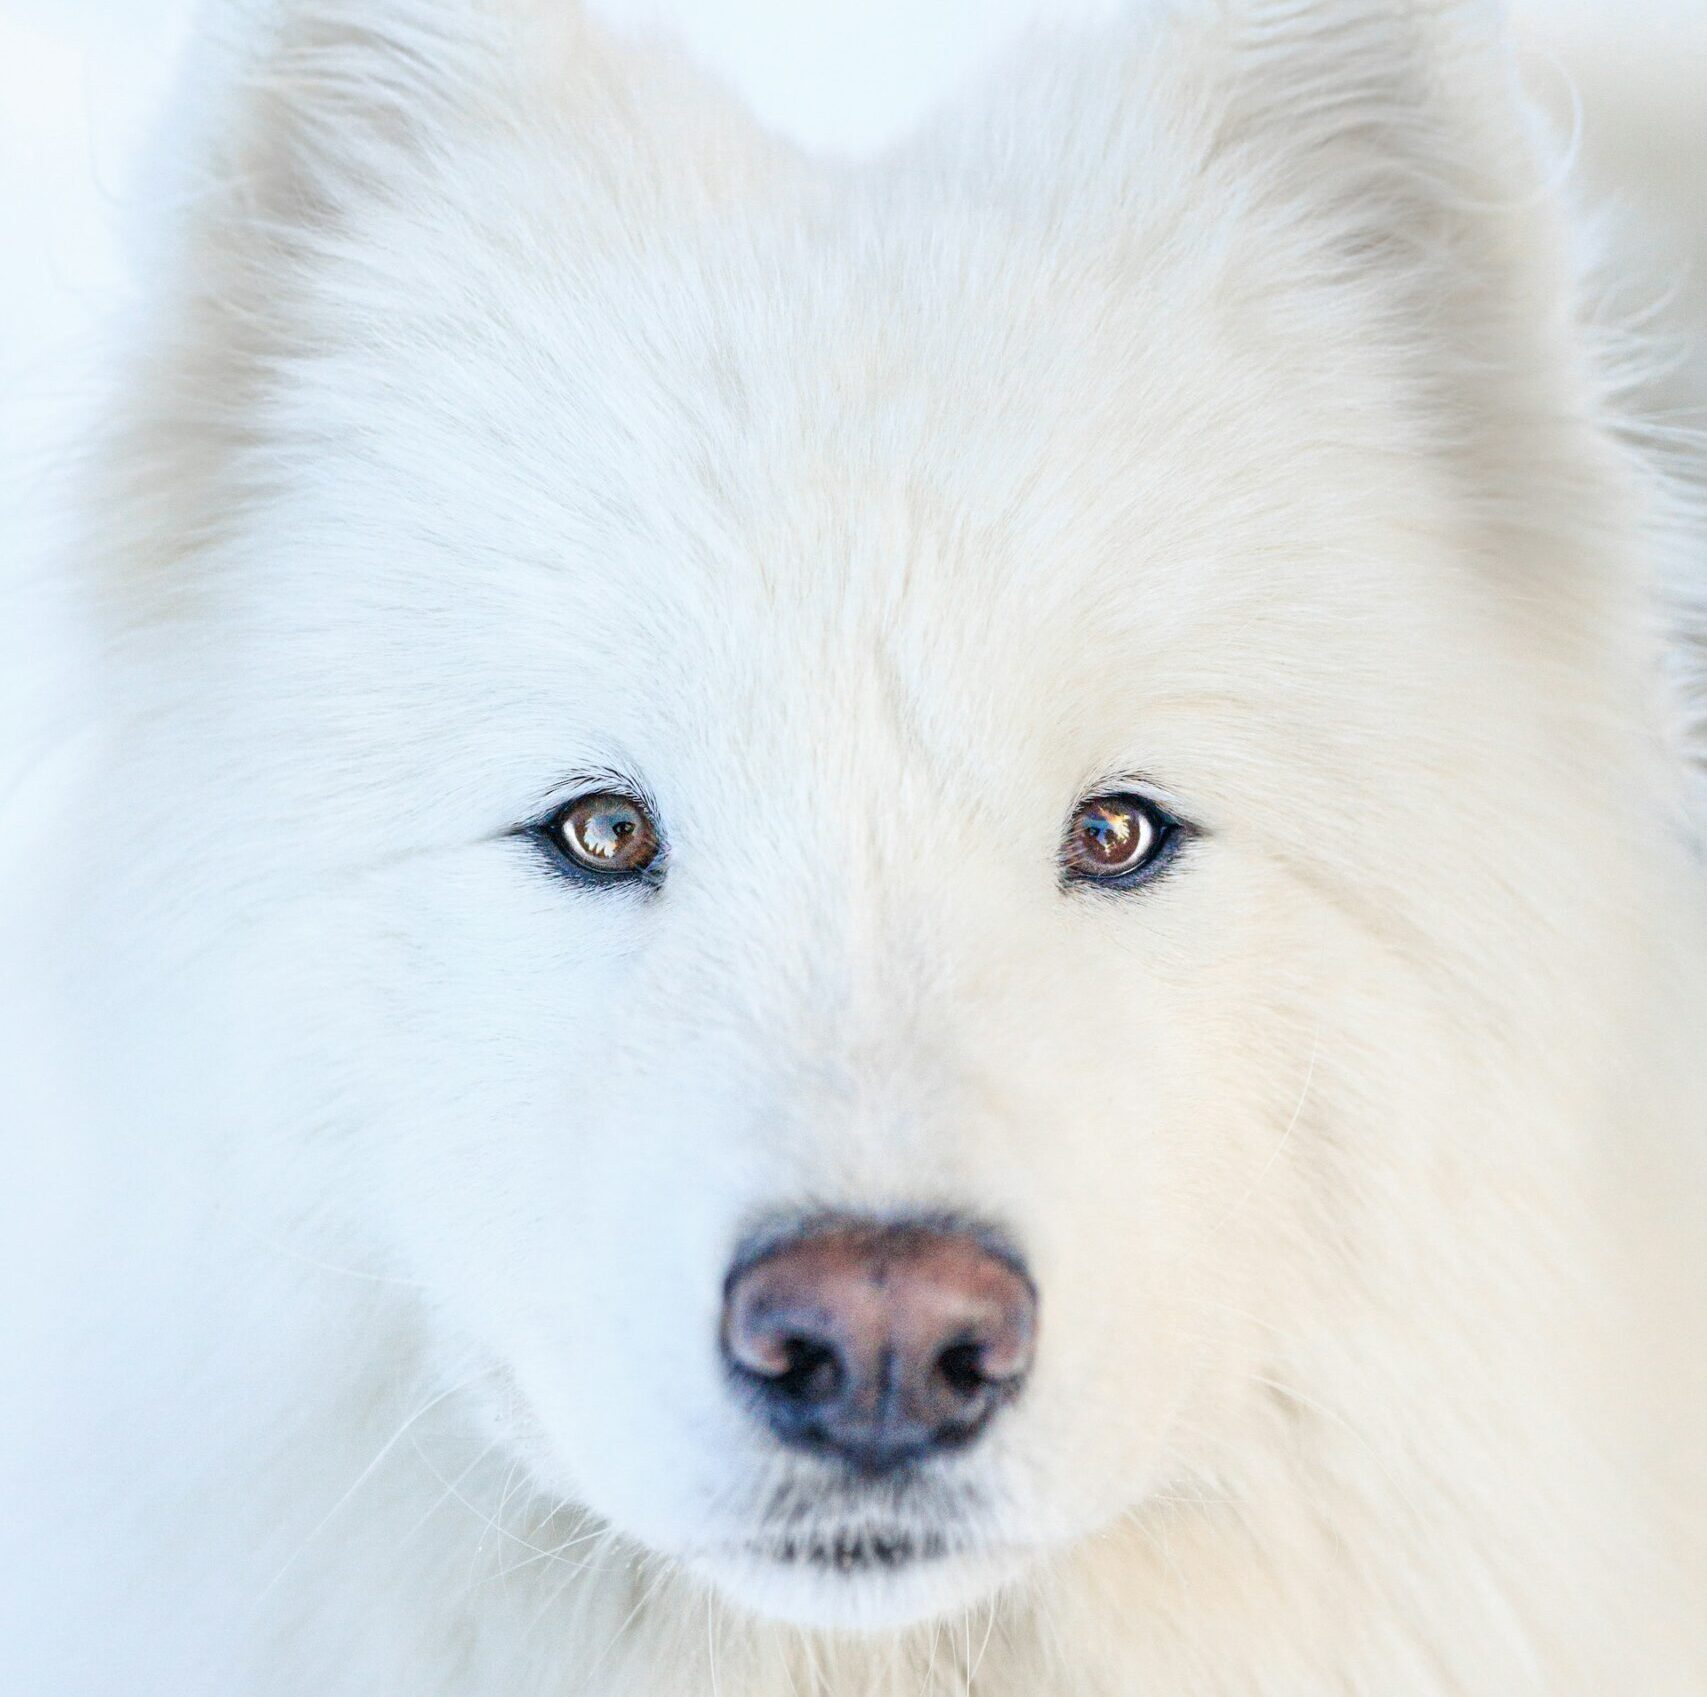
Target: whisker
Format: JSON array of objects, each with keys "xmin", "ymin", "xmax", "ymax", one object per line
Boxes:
[
  {"xmin": 256, "ymin": 1374, "xmax": 480, "ymax": 1602},
  {"xmin": 406, "ymin": 1429, "xmax": 564, "ymax": 1570}
]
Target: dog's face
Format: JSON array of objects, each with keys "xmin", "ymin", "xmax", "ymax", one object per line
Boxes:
[{"xmin": 128, "ymin": 0, "xmax": 1617, "ymax": 1634}]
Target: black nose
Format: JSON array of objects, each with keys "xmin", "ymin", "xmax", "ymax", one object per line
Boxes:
[{"xmin": 721, "ymin": 1218, "xmax": 1037, "ymax": 1476}]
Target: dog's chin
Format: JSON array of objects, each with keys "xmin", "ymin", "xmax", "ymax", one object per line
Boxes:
[{"xmin": 690, "ymin": 1532, "xmax": 1031, "ymax": 1633}]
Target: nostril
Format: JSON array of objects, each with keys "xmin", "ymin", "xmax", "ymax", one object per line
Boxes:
[
  {"xmin": 935, "ymin": 1340, "xmax": 990, "ymax": 1401},
  {"xmin": 770, "ymin": 1336, "xmax": 843, "ymax": 1407}
]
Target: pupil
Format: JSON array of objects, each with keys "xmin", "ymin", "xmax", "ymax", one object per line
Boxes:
[
  {"xmin": 553, "ymin": 793, "xmax": 656, "ymax": 876},
  {"xmin": 1090, "ymin": 808, "xmax": 1133, "ymax": 858}
]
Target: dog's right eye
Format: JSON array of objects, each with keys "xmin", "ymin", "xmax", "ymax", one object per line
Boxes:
[
  {"xmin": 542, "ymin": 792, "xmax": 662, "ymax": 879},
  {"xmin": 1062, "ymin": 792, "xmax": 1183, "ymax": 887}
]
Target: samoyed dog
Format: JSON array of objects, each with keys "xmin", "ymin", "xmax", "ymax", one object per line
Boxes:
[{"xmin": 3, "ymin": 1, "xmax": 1705, "ymax": 1693}]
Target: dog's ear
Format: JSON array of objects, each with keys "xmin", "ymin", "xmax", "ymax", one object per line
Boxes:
[
  {"xmin": 100, "ymin": 0, "xmax": 777, "ymax": 611},
  {"xmin": 934, "ymin": 0, "xmax": 1640, "ymax": 596},
  {"xmin": 1195, "ymin": 1, "xmax": 1660, "ymax": 609},
  {"xmin": 170, "ymin": 0, "xmax": 539, "ymax": 225},
  {"xmin": 151, "ymin": 0, "xmax": 771, "ymax": 252},
  {"xmin": 1181, "ymin": 1, "xmax": 1575, "ymax": 377}
]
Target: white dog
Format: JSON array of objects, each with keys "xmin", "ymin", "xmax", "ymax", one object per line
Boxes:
[{"xmin": 3, "ymin": 2, "xmax": 1704, "ymax": 1693}]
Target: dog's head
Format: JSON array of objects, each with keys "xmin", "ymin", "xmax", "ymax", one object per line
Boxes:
[{"xmin": 109, "ymin": 0, "xmax": 1661, "ymax": 1631}]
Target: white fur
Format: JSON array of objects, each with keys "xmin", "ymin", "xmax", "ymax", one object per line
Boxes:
[{"xmin": 4, "ymin": 2, "xmax": 1705, "ymax": 1692}]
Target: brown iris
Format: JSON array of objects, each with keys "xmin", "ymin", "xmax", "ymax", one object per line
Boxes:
[
  {"xmin": 1064, "ymin": 793, "xmax": 1171, "ymax": 881},
  {"xmin": 549, "ymin": 792, "xmax": 660, "ymax": 877}
]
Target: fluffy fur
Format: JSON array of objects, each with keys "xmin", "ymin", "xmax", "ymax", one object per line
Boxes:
[{"xmin": 4, "ymin": 2, "xmax": 1705, "ymax": 1692}]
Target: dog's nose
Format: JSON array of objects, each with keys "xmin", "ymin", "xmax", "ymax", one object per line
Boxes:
[{"xmin": 721, "ymin": 1219, "xmax": 1037, "ymax": 1475}]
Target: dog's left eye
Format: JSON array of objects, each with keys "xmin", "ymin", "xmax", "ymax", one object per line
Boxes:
[
  {"xmin": 542, "ymin": 791, "xmax": 661, "ymax": 879},
  {"xmin": 1063, "ymin": 793, "xmax": 1180, "ymax": 884}
]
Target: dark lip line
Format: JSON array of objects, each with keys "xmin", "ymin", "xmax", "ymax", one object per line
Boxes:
[
  {"xmin": 694, "ymin": 1530, "xmax": 1038, "ymax": 1561},
  {"xmin": 740, "ymin": 1527, "xmax": 960, "ymax": 1574}
]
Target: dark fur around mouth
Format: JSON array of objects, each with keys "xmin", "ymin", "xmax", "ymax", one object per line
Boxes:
[{"xmin": 753, "ymin": 1527, "xmax": 954, "ymax": 1574}]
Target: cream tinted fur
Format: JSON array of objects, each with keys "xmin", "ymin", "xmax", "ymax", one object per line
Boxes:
[{"xmin": 6, "ymin": 1, "xmax": 1706, "ymax": 1693}]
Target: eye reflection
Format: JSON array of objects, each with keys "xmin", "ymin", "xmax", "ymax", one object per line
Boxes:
[
  {"xmin": 548, "ymin": 793, "xmax": 661, "ymax": 877},
  {"xmin": 1064, "ymin": 793, "xmax": 1175, "ymax": 883}
]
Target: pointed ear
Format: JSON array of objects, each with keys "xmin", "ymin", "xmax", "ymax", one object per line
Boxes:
[
  {"xmin": 1201, "ymin": 2, "xmax": 1572, "ymax": 355},
  {"xmin": 155, "ymin": 0, "xmax": 770, "ymax": 246},
  {"xmin": 153, "ymin": 2, "xmax": 545, "ymax": 248},
  {"xmin": 104, "ymin": 0, "xmax": 777, "ymax": 610},
  {"xmin": 1206, "ymin": 1, "xmax": 1658, "ymax": 606},
  {"xmin": 945, "ymin": 0, "xmax": 1627, "ymax": 563},
  {"xmin": 108, "ymin": 1, "xmax": 591, "ymax": 590}
]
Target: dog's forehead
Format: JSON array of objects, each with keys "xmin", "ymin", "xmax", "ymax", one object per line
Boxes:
[
  {"xmin": 277, "ymin": 181, "xmax": 1439, "ymax": 826},
  {"xmin": 320, "ymin": 192, "xmax": 1315, "ymax": 654}
]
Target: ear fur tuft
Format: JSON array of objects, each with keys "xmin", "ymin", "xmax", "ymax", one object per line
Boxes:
[{"xmin": 924, "ymin": 0, "xmax": 1639, "ymax": 591}]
